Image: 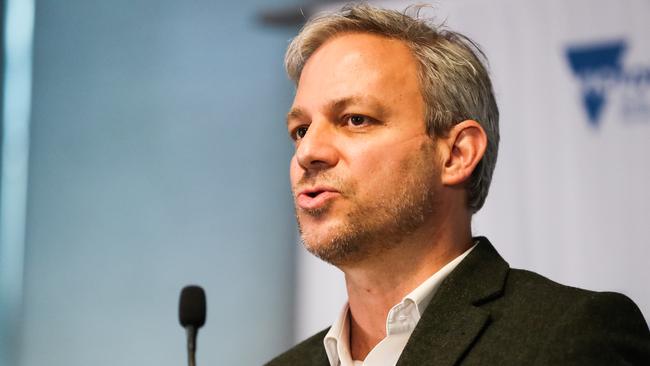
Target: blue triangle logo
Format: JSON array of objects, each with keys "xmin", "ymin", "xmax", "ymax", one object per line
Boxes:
[{"xmin": 566, "ymin": 41, "xmax": 626, "ymax": 127}]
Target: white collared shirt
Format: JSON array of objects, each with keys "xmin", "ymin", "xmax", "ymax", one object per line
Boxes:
[{"xmin": 323, "ymin": 243, "xmax": 477, "ymax": 366}]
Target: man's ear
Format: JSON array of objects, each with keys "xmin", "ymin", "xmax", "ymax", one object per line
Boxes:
[{"xmin": 439, "ymin": 120, "xmax": 487, "ymax": 186}]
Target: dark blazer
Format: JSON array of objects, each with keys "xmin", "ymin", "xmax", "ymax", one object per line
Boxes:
[{"xmin": 266, "ymin": 237, "xmax": 650, "ymax": 365}]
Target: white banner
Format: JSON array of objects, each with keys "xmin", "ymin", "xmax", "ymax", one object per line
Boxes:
[{"xmin": 295, "ymin": 0, "xmax": 650, "ymax": 340}]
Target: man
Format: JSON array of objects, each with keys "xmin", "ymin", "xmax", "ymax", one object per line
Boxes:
[{"xmin": 267, "ymin": 4, "xmax": 650, "ymax": 366}]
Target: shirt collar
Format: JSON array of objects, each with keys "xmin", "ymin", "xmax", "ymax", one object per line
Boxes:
[
  {"xmin": 324, "ymin": 303, "xmax": 352, "ymax": 366},
  {"xmin": 406, "ymin": 242, "xmax": 478, "ymax": 317},
  {"xmin": 323, "ymin": 242, "xmax": 478, "ymax": 365}
]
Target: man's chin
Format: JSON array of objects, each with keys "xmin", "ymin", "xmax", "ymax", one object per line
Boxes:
[
  {"xmin": 297, "ymin": 220, "xmax": 339, "ymax": 246},
  {"xmin": 301, "ymin": 238, "xmax": 357, "ymax": 266},
  {"xmin": 299, "ymin": 223, "xmax": 365, "ymax": 266}
]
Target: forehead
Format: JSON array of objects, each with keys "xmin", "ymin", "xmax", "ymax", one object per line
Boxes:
[{"xmin": 293, "ymin": 32, "xmax": 423, "ymax": 113}]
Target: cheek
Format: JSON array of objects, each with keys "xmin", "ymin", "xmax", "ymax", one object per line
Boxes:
[
  {"xmin": 354, "ymin": 144, "xmax": 401, "ymax": 172},
  {"xmin": 358, "ymin": 156, "xmax": 384, "ymax": 178},
  {"xmin": 351, "ymin": 140, "xmax": 434, "ymax": 185},
  {"xmin": 346, "ymin": 149, "xmax": 397, "ymax": 191}
]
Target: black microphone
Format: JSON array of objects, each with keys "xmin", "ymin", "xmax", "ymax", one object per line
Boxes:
[{"xmin": 179, "ymin": 285, "xmax": 206, "ymax": 366}]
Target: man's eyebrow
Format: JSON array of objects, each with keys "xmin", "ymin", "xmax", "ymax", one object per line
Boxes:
[
  {"xmin": 286, "ymin": 107, "xmax": 307, "ymax": 126},
  {"xmin": 329, "ymin": 96, "xmax": 388, "ymax": 117},
  {"xmin": 286, "ymin": 96, "xmax": 389, "ymax": 126}
]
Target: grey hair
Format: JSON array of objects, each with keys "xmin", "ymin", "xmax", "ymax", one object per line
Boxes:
[{"xmin": 285, "ymin": 4, "xmax": 499, "ymax": 213}]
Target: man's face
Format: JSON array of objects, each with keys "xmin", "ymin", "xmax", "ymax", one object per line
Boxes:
[{"xmin": 288, "ymin": 33, "xmax": 442, "ymax": 266}]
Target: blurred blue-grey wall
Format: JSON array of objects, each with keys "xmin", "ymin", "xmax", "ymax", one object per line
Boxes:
[{"xmin": 17, "ymin": 1, "xmax": 297, "ymax": 365}]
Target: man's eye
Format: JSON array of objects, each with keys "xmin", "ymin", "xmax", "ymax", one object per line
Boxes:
[
  {"xmin": 294, "ymin": 126, "xmax": 308, "ymax": 140},
  {"xmin": 348, "ymin": 115, "xmax": 367, "ymax": 126}
]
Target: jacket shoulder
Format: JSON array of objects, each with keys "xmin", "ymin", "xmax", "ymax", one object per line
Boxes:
[
  {"xmin": 265, "ymin": 328, "xmax": 330, "ymax": 366},
  {"xmin": 505, "ymin": 267, "xmax": 608, "ymax": 303},
  {"xmin": 500, "ymin": 268, "xmax": 648, "ymax": 330},
  {"xmin": 486, "ymin": 268, "xmax": 650, "ymax": 364}
]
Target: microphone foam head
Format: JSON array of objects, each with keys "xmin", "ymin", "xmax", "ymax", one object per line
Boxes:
[{"xmin": 179, "ymin": 285, "xmax": 206, "ymax": 328}]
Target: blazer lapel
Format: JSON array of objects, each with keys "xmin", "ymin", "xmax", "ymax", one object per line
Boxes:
[{"xmin": 396, "ymin": 237, "xmax": 509, "ymax": 366}]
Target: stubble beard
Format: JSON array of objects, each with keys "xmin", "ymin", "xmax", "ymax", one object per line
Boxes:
[{"xmin": 295, "ymin": 141, "xmax": 440, "ymax": 266}]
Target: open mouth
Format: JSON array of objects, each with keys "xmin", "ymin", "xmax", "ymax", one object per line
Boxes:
[
  {"xmin": 296, "ymin": 187, "xmax": 339, "ymax": 210},
  {"xmin": 306, "ymin": 190, "xmax": 323, "ymax": 198}
]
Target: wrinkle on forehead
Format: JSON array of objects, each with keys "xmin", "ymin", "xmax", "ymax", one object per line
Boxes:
[{"xmin": 293, "ymin": 32, "xmax": 424, "ymax": 119}]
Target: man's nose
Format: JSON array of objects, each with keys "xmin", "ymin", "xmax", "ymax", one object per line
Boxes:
[{"xmin": 295, "ymin": 120, "xmax": 339, "ymax": 171}]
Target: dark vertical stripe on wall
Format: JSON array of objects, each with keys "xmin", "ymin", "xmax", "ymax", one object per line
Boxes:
[
  {"xmin": 0, "ymin": 0, "xmax": 6, "ymax": 363},
  {"xmin": 0, "ymin": 0, "xmax": 5, "ymax": 204}
]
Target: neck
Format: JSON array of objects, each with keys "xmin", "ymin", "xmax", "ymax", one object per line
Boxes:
[{"xmin": 339, "ymin": 209, "xmax": 473, "ymax": 361}]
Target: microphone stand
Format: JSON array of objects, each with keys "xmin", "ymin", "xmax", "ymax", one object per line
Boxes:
[{"xmin": 185, "ymin": 326, "xmax": 198, "ymax": 366}]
